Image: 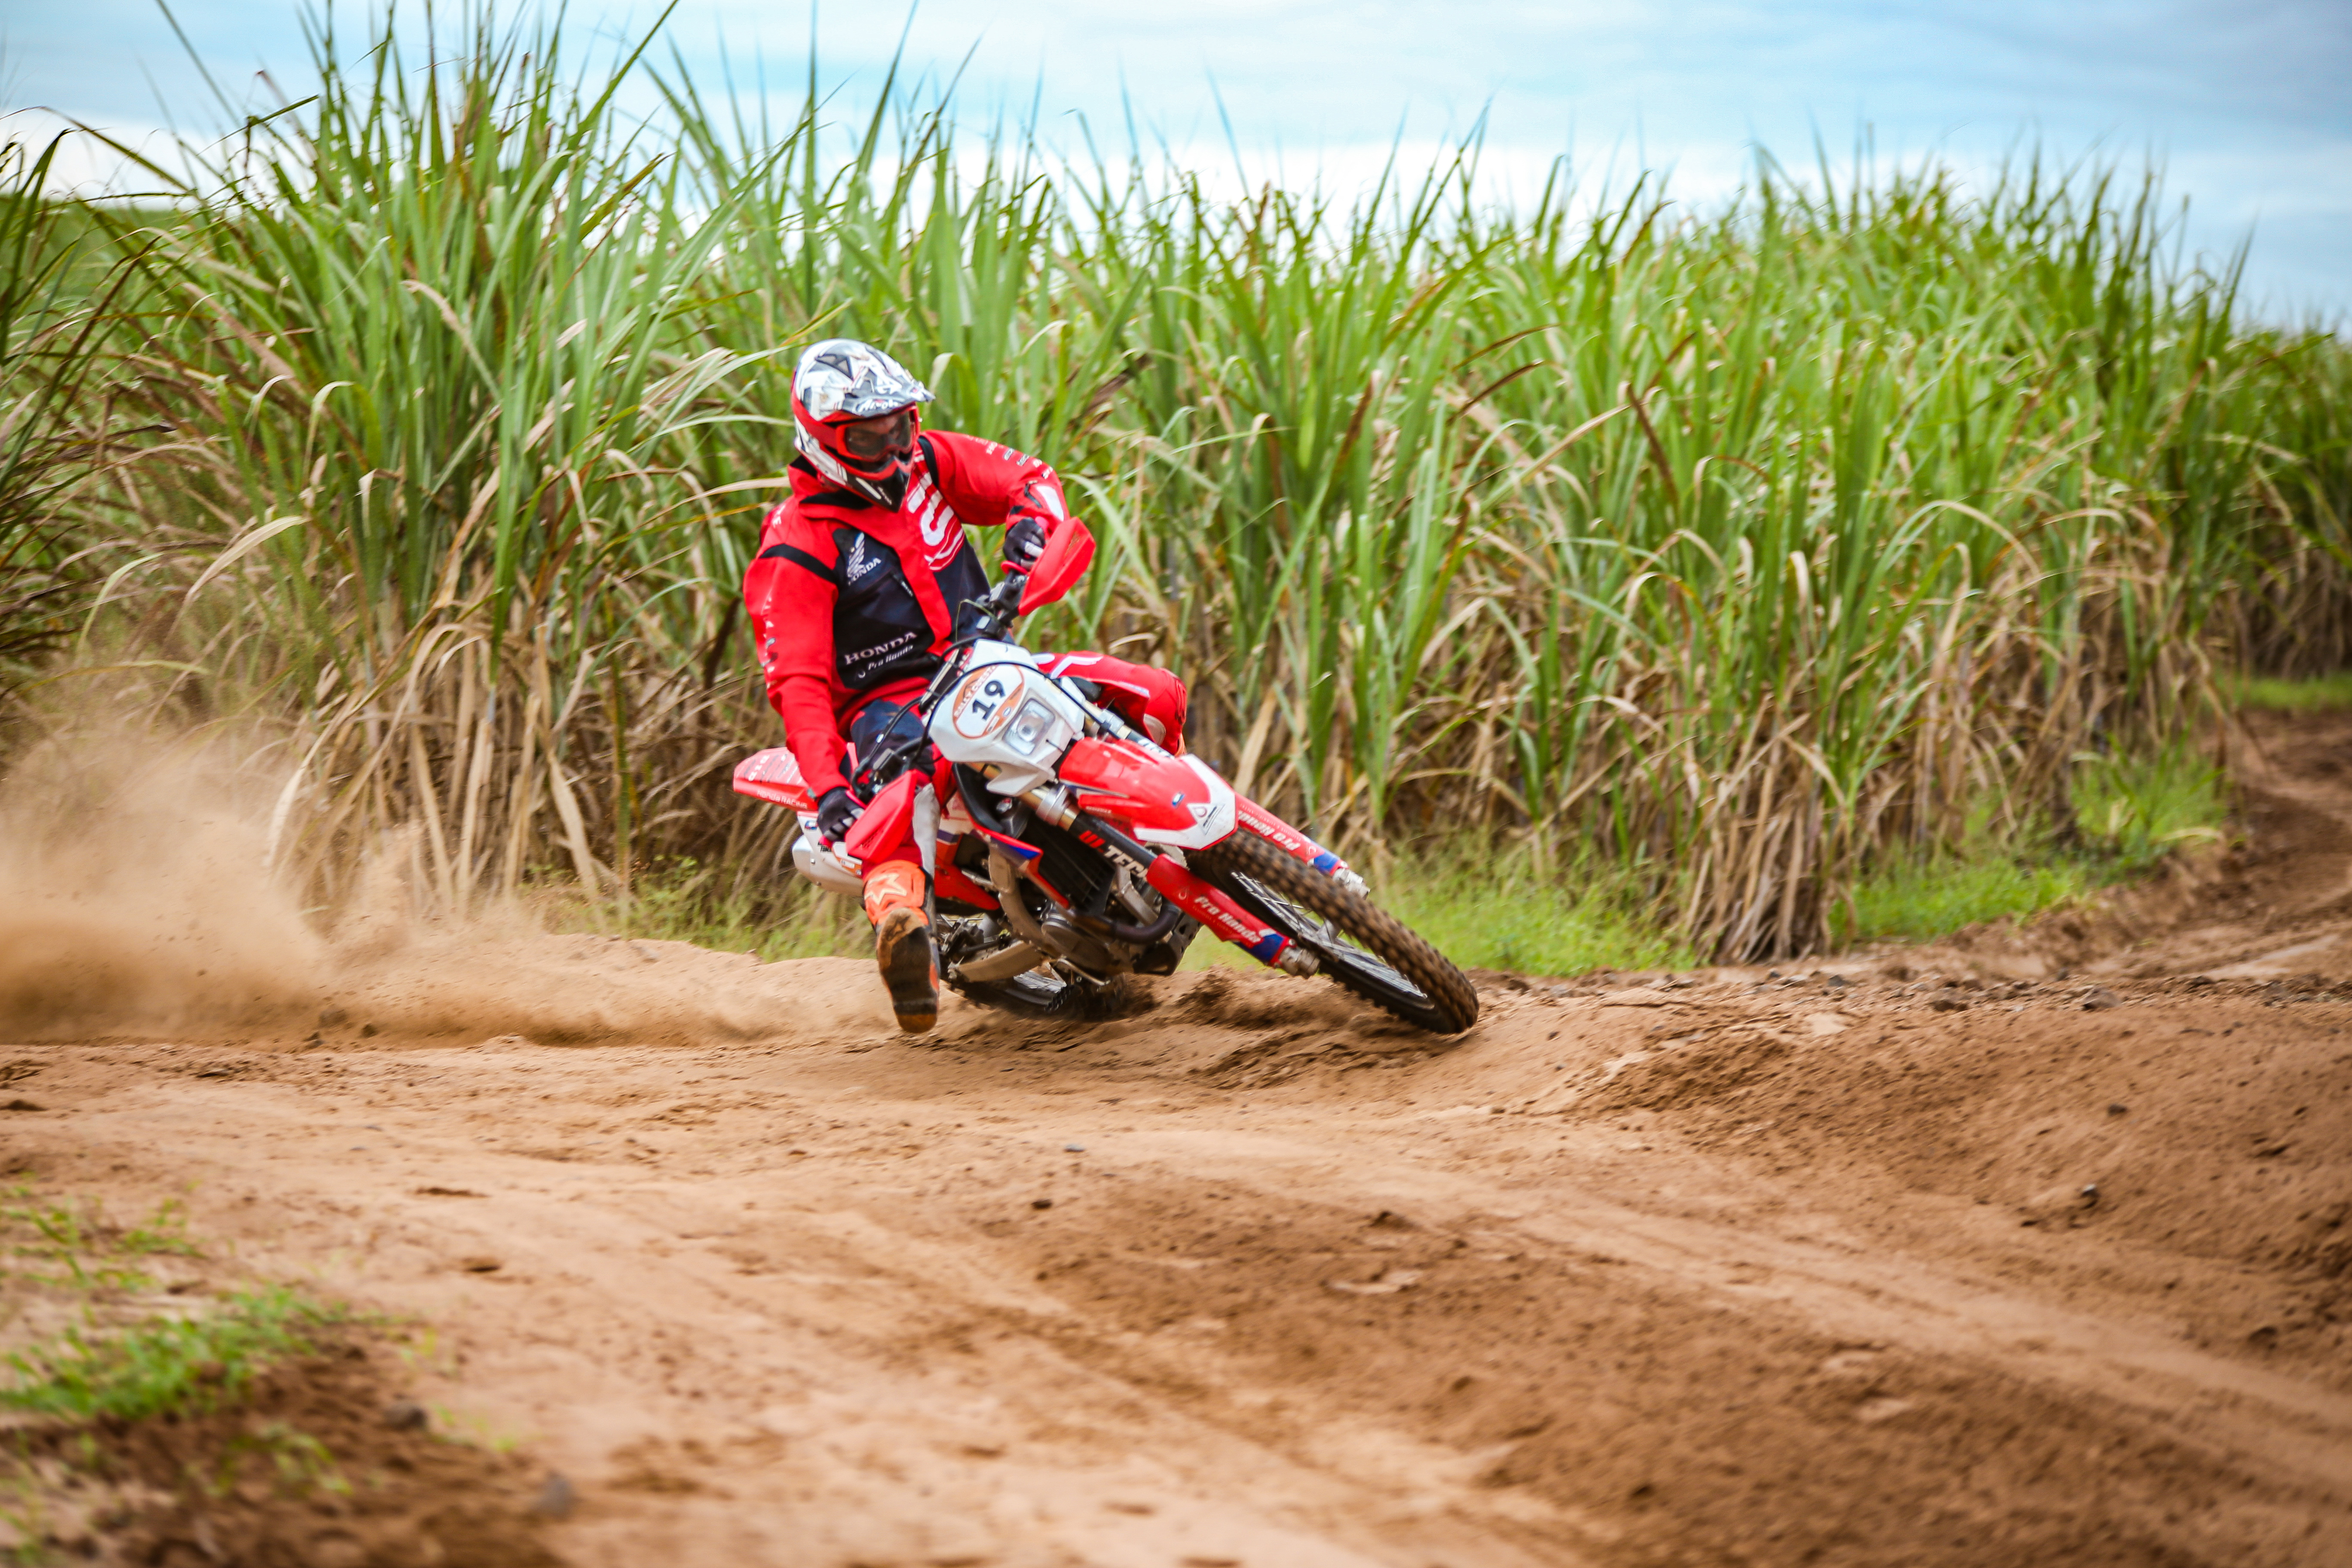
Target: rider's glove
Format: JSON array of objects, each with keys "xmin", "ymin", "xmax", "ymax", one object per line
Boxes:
[
  {"xmin": 815, "ymin": 787, "xmax": 861, "ymax": 848},
  {"xmin": 1003, "ymin": 516, "xmax": 1047, "ymax": 574}
]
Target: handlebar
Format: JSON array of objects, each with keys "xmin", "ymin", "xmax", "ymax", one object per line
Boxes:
[
  {"xmin": 849, "ymin": 568, "xmax": 1032, "ymax": 797},
  {"xmin": 955, "ymin": 571, "xmax": 1027, "ymax": 645}
]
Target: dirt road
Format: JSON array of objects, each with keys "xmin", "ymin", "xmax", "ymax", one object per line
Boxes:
[{"xmin": 7, "ymin": 712, "xmax": 2352, "ymax": 1566}]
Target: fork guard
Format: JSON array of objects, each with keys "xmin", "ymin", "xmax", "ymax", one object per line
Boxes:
[{"xmin": 1142, "ymin": 853, "xmax": 1314, "ymax": 974}]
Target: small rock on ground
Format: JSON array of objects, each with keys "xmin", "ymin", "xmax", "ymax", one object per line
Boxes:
[{"xmin": 533, "ymin": 1473, "xmax": 576, "ymax": 1520}]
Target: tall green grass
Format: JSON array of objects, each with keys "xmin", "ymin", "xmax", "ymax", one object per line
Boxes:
[
  {"xmin": 0, "ymin": 133, "xmax": 118, "ymax": 701},
  {"xmin": 8, "ymin": 3, "xmax": 2349, "ymax": 959}
]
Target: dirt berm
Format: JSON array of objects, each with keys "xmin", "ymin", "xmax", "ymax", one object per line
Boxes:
[{"xmin": 4, "ymin": 710, "xmax": 2351, "ymax": 1565}]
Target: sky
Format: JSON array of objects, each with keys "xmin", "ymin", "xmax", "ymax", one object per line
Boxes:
[{"xmin": 6, "ymin": 0, "xmax": 2348, "ymax": 323}]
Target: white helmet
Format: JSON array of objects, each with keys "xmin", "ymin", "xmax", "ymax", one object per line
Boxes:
[{"xmin": 790, "ymin": 339, "xmax": 934, "ymax": 508}]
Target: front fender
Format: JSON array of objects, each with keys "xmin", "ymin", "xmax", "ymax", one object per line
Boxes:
[
  {"xmin": 1059, "ymin": 737, "xmax": 1203, "ymax": 835},
  {"xmin": 1133, "ymin": 755, "xmax": 1237, "ymax": 850}
]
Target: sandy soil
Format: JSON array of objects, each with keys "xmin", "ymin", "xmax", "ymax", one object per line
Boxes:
[{"xmin": 6, "ymin": 712, "xmax": 2352, "ymax": 1566}]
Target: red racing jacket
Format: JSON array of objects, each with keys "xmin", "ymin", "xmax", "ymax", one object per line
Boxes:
[{"xmin": 742, "ymin": 431, "xmax": 1073, "ymax": 799}]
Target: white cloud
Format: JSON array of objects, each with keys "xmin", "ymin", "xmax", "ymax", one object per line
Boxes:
[{"xmin": 3, "ymin": 108, "xmax": 181, "ymax": 197}]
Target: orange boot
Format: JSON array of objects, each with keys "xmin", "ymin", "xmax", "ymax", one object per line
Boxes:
[{"xmin": 864, "ymin": 860, "xmax": 937, "ymax": 1032}]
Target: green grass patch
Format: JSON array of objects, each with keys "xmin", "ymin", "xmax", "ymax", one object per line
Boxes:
[
  {"xmin": 1179, "ymin": 845, "xmax": 1694, "ymax": 978},
  {"xmin": 3, "ymin": 1189, "xmax": 202, "ymax": 1292},
  {"xmin": 2223, "ymin": 670, "xmax": 2352, "ymax": 711},
  {"xmin": 1837, "ymin": 853, "xmax": 2093, "ymax": 948},
  {"xmin": 2073, "ymin": 744, "xmax": 2228, "ymax": 873},
  {"xmin": 1, "ymin": 1287, "xmax": 343, "ymax": 1424},
  {"xmin": 1375, "ymin": 851, "xmax": 1695, "ymax": 977},
  {"xmin": 1834, "ymin": 744, "xmax": 2226, "ymax": 948}
]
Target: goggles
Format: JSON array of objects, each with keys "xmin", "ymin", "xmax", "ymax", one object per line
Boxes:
[{"xmin": 840, "ymin": 409, "xmax": 916, "ymax": 460}]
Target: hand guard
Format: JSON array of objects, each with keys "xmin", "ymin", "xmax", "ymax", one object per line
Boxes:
[
  {"xmin": 815, "ymin": 787, "xmax": 861, "ymax": 847},
  {"xmin": 1003, "ymin": 516, "xmax": 1047, "ymax": 574}
]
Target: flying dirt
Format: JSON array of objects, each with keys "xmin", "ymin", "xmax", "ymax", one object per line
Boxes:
[{"xmin": 3, "ymin": 712, "xmax": 2350, "ymax": 1566}]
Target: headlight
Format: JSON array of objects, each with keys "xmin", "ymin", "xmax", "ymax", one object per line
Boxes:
[{"xmin": 1004, "ymin": 699, "xmax": 1059, "ymax": 756}]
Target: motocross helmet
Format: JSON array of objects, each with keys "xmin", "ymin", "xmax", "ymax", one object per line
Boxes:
[{"xmin": 790, "ymin": 338, "xmax": 933, "ymax": 508}]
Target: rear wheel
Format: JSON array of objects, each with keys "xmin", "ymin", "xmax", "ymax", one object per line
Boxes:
[
  {"xmin": 945, "ymin": 967, "xmax": 1150, "ymax": 1022},
  {"xmin": 946, "ymin": 967, "xmax": 1076, "ymax": 1019},
  {"xmin": 1191, "ymin": 833, "xmax": 1479, "ymax": 1034},
  {"xmin": 936, "ymin": 916, "xmax": 1146, "ymax": 1022}
]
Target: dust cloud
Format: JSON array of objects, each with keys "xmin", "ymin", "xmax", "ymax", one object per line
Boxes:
[
  {"xmin": 0, "ymin": 725, "xmax": 873, "ymax": 1045},
  {"xmin": 0, "ymin": 726, "xmax": 326, "ymax": 1038}
]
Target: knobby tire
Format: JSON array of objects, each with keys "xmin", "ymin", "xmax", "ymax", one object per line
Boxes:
[{"xmin": 1193, "ymin": 831, "xmax": 1480, "ymax": 1034}]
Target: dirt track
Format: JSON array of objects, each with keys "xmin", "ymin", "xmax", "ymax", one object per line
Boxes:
[{"xmin": 8, "ymin": 712, "xmax": 2352, "ymax": 1566}]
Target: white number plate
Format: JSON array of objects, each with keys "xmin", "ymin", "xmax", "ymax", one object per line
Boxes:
[{"xmin": 949, "ymin": 665, "xmax": 1029, "ymax": 742}]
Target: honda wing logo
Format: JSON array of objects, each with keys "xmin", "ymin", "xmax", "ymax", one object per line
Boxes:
[{"xmin": 844, "ymin": 533, "xmax": 883, "ymax": 582}]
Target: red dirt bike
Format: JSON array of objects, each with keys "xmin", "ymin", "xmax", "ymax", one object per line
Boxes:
[{"xmin": 731, "ymin": 520, "xmax": 1479, "ymax": 1034}]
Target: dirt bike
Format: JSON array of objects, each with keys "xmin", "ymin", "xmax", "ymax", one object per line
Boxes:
[{"xmin": 729, "ymin": 520, "xmax": 1479, "ymax": 1034}]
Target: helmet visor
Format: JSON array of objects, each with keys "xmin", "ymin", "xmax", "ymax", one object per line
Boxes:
[{"xmin": 840, "ymin": 409, "xmax": 916, "ymax": 461}]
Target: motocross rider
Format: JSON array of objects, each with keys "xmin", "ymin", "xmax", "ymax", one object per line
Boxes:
[{"xmin": 743, "ymin": 339, "xmax": 1187, "ymax": 1033}]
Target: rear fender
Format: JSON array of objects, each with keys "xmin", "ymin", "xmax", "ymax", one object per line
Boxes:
[{"xmin": 732, "ymin": 747, "xmax": 815, "ymax": 813}]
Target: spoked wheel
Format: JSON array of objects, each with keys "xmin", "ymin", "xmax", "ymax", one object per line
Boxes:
[{"xmin": 1192, "ymin": 832, "xmax": 1479, "ymax": 1034}]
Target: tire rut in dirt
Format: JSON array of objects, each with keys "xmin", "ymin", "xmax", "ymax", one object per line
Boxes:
[
  {"xmin": 1193, "ymin": 831, "xmax": 1478, "ymax": 1033},
  {"xmin": 1007, "ymin": 1177, "xmax": 2316, "ymax": 1568}
]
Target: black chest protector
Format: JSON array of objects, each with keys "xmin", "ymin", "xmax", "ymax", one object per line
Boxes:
[{"xmin": 828, "ymin": 524, "xmax": 986, "ymax": 693}]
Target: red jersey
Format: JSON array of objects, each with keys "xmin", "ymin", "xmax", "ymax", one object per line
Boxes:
[{"xmin": 743, "ymin": 431, "xmax": 1071, "ymax": 797}]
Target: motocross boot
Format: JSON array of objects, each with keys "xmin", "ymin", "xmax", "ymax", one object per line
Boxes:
[
  {"xmin": 874, "ymin": 906, "xmax": 938, "ymax": 1032},
  {"xmin": 867, "ymin": 856, "xmax": 937, "ymax": 1033}
]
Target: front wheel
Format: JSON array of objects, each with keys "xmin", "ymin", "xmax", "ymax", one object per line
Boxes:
[{"xmin": 1191, "ymin": 833, "xmax": 1479, "ymax": 1034}]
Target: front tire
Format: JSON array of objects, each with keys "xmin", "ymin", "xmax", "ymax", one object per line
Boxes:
[{"xmin": 1191, "ymin": 833, "xmax": 1479, "ymax": 1034}]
